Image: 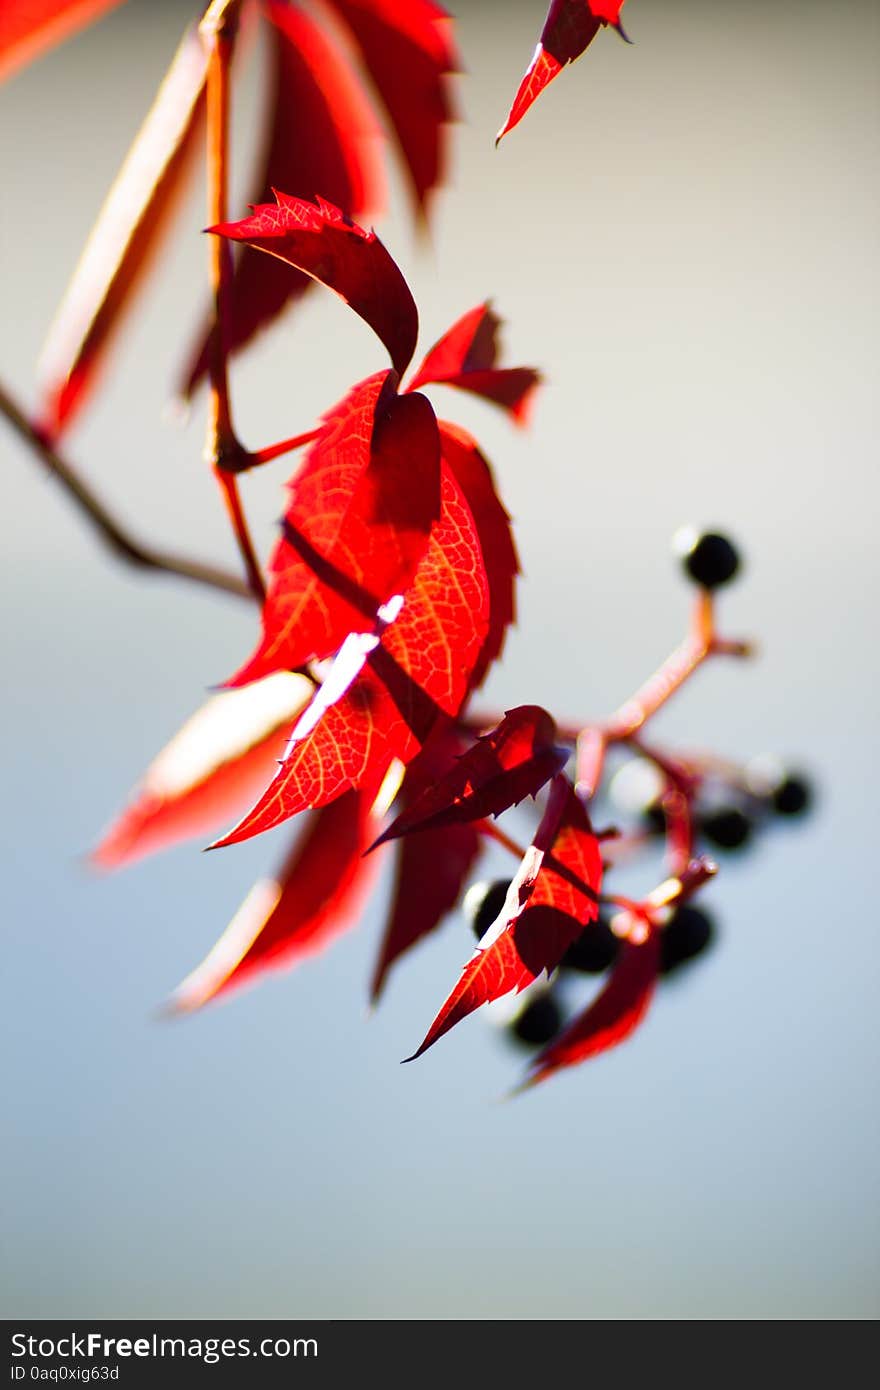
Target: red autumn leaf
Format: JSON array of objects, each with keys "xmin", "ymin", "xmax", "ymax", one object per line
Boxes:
[
  {"xmin": 209, "ymin": 191, "xmax": 419, "ymax": 376},
  {"xmin": 0, "ymin": 0, "xmax": 125, "ymax": 84},
  {"xmin": 35, "ymin": 20, "xmax": 206, "ymax": 438},
  {"xmin": 497, "ymin": 1, "xmax": 629, "ymax": 145},
  {"xmin": 370, "ymin": 725, "xmax": 482, "ymax": 1003},
  {"xmin": 211, "ymin": 460, "xmax": 490, "ymax": 847},
  {"xmin": 326, "ymin": 0, "xmax": 457, "ymax": 217},
  {"xmin": 439, "ymin": 420, "xmax": 518, "ymax": 690},
  {"xmin": 408, "ymin": 778, "xmax": 603, "ymax": 1059},
  {"xmin": 371, "ymin": 705, "xmax": 568, "ymax": 848},
  {"xmin": 408, "ymin": 303, "xmax": 542, "ymax": 425},
  {"xmin": 91, "ymin": 673, "xmax": 313, "ymax": 869},
  {"xmin": 227, "ymin": 372, "xmax": 440, "ymax": 687},
  {"xmin": 521, "ymin": 926, "xmax": 660, "ymax": 1088},
  {"xmin": 181, "ymin": 0, "xmax": 386, "ymax": 398},
  {"xmin": 167, "ymin": 790, "xmax": 381, "ymax": 1013}
]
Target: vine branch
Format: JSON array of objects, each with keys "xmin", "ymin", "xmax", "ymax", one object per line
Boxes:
[
  {"xmin": 199, "ymin": 0, "xmax": 265, "ymax": 603},
  {"xmin": 0, "ymin": 378, "xmax": 250, "ymax": 600}
]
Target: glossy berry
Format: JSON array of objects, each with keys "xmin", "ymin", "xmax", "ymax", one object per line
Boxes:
[
  {"xmin": 510, "ymin": 992, "xmax": 563, "ymax": 1046},
  {"xmin": 643, "ymin": 802, "xmax": 667, "ymax": 837},
  {"xmin": 701, "ymin": 806, "xmax": 752, "ymax": 850},
  {"xmin": 771, "ymin": 773, "xmax": 813, "ymax": 817},
  {"xmin": 660, "ymin": 906, "xmax": 715, "ymax": 975},
  {"xmin": 561, "ymin": 918, "xmax": 620, "ymax": 974},
  {"xmin": 464, "ymin": 879, "xmax": 510, "ymax": 940},
  {"xmin": 674, "ymin": 528, "xmax": 740, "ymax": 589}
]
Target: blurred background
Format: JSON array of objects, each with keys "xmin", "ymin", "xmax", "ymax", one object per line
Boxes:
[{"xmin": 1, "ymin": 0, "xmax": 877, "ymax": 1319}]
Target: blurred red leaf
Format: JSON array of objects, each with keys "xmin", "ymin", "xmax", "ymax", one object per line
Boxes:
[
  {"xmin": 211, "ymin": 459, "xmax": 490, "ymax": 846},
  {"xmin": 522, "ymin": 926, "xmax": 660, "ymax": 1088},
  {"xmin": 439, "ymin": 420, "xmax": 518, "ymax": 690},
  {"xmin": 91, "ymin": 673, "xmax": 313, "ymax": 869},
  {"xmin": 36, "ymin": 20, "xmax": 206, "ymax": 438},
  {"xmin": 227, "ymin": 371, "xmax": 440, "ymax": 686},
  {"xmin": 370, "ymin": 725, "xmax": 482, "ymax": 1002},
  {"xmin": 326, "ymin": 0, "xmax": 457, "ymax": 217},
  {"xmin": 409, "ymin": 303, "xmax": 541, "ymax": 424},
  {"xmin": 372, "ymin": 705, "xmax": 568, "ymax": 848},
  {"xmin": 209, "ymin": 190, "xmax": 419, "ymax": 375},
  {"xmin": 0, "ymin": 0, "xmax": 125, "ymax": 84},
  {"xmin": 497, "ymin": 1, "xmax": 628, "ymax": 144},
  {"xmin": 408, "ymin": 778, "xmax": 603, "ymax": 1058},
  {"xmin": 181, "ymin": 0, "xmax": 386, "ymax": 397},
  {"xmin": 168, "ymin": 789, "xmax": 381, "ymax": 1012}
]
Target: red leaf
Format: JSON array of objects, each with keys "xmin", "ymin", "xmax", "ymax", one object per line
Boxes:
[
  {"xmin": 227, "ymin": 372, "xmax": 440, "ymax": 686},
  {"xmin": 439, "ymin": 420, "xmax": 518, "ymax": 690},
  {"xmin": 408, "ymin": 779, "xmax": 603, "ymax": 1058},
  {"xmin": 327, "ymin": 0, "xmax": 457, "ymax": 216},
  {"xmin": 36, "ymin": 21, "xmax": 206, "ymax": 438},
  {"xmin": 168, "ymin": 790, "xmax": 380, "ymax": 1012},
  {"xmin": 209, "ymin": 190, "xmax": 418, "ymax": 376},
  {"xmin": 497, "ymin": 1, "xmax": 627, "ymax": 145},
  {"xmin": 211, "ymin": 460, "xmax": 490, "ymax": 846},
  {"xmin": 409, "ymin": 303, "xmax": 541, "ymax": 425},
  {"xmin": 372, "ymin": 706, "xmax": 568, "ymax": 848},
  {"xmin": 522, "ymin": 927, "xmax": 660, "ymax": 1088},
  {"xmin": 0, "ymin": 0, "xmax": 125, "ymax": 84},
  {"xmin": 370, "ymin": 725, "xmax": 482, "ymax": 1003},
  {"xmin": 181, "ymin": 0, "xmax": 386, "ymax": 398},
  {"xmin": 91, "ymin": 673, "xmax": 313, "ymax": 869}
]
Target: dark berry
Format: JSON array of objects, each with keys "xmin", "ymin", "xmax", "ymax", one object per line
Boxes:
[
  {"xmin": 701, "ymin": 806, "xmax": 752, "ymax": 850},
  {"xmin": 660, "ymin": 906, "xmax": 715, "ymax": 975},
  {"xmin": 674, "ymin": 528, "xmax": 741, "ymax": 589},
  {"xmin": 464, "ymin": 879, "xmax": 510, "ymax": 940},
  {"xmin": 561, "ymin": 918, "xmax": 620, "ymax": 974},
  {"xmin": 771, "ymin": 774, "xmax": 813, "ymax": 817},
  {"xmin": 744, "ymin": 756, "xmax": 814, "ymax": 818},
  {"xmin": 509, "ymin": 993, "xmax": 563, "ymax": 1046}
]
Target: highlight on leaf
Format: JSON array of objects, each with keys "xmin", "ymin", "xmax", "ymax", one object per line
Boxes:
[
  {"xmin": 209, "ymin": 191, "xmax": 419, "ymax": 376},
  {"xmin": 497, "ymin": 1, "xmax": 629, "ymax": 145},
  {"xmin": 36, "ymin": 19, "xmax": 207, "ymax": 438},
  {"xmin": 407, "ymin": 777, "xmax": 603, "ymax": 1059},
  {"xmin": 371, "ymin": 705, "xmax": 569, "ymax": 849},
  {"xmin": 210, "ymin": 460, "xmax": 490, "ymax": 847},
  {"xmin": 91, "ymin": 672, "xmax": 314, "ymax": 869},
  {"xmin": 227, "ymin": 371, "xmax": 441, "ymax": 686},
  {"xmin": 408, "ymin": 303, "xmax": 542, "ymax": 425},
  {"xmin": 167, "ymin": 789, "xmax": 381, "ymax": 1014}
]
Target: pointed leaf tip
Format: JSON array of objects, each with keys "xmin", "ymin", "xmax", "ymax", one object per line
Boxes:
[
  {"xmin": 498, "ymin": 2, "xmax": 628, "ymax": 141},
  {"xmin": 172, "ymin": 792, "xmax": 380, "ymax": 1012}
]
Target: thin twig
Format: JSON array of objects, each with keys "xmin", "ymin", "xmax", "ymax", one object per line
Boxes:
[
  {"xmin": 0, "ymin": 378, "xmax": 250, "ymax": 600},
  {"xmin": 200, "ymin": 0, "xmax": 265, "ymax": 602}
]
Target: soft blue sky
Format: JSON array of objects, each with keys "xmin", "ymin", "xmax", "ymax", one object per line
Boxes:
[{"xmin": 1, "ymin": 0, "xmax": 877, "ymax": 1318}]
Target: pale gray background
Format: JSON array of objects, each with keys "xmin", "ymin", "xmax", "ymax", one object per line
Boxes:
[{"xmin": 1, "ymin": 0, "xmax": 877, "ymax": 1319}]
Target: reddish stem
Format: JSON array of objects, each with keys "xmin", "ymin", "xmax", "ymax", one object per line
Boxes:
[
  {"xmin": 228, "ymin": 428, "xmax": 322, "ymax": 473},
  {"xmin": 200, "ymin": 0, "xmax": 265, "ymax": 603},
  {"xmin": 0, "ymin": 378, "xmax": 250, "ymax": 600}
]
